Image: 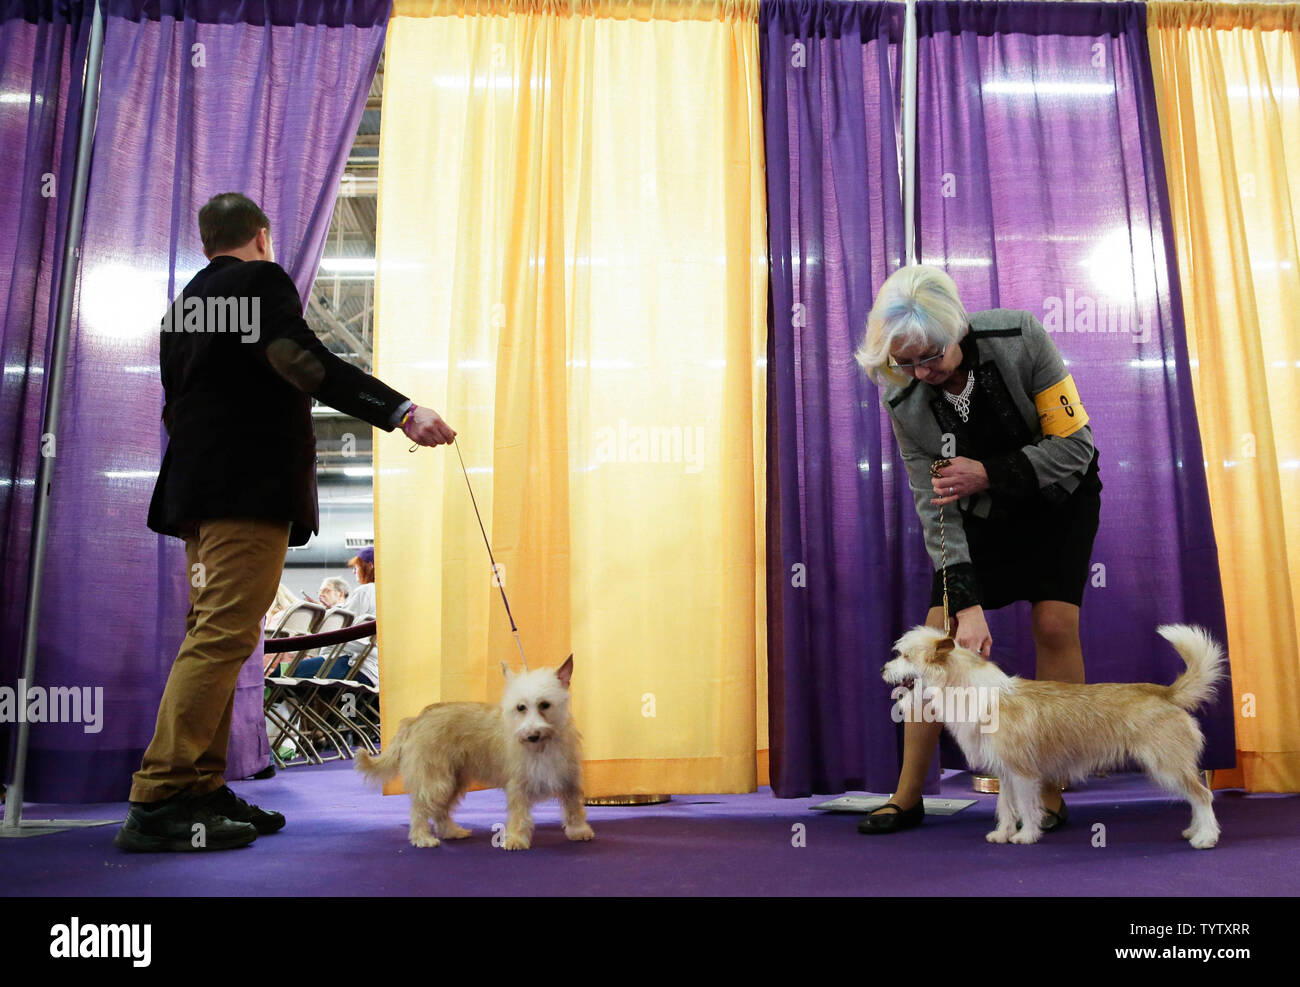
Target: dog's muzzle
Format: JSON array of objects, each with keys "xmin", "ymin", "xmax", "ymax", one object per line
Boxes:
[{"xmin": 881, "ymin": 658, "xmax": 917, "ymax": 693}]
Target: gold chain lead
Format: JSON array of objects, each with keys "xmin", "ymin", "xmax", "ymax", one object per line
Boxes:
[{"xmin": 930, "ymin": 458, "xmax": 953, "ymax": 637}]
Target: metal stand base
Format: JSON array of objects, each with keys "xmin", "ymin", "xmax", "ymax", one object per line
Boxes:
[
  {"xmin": 971, "ymin": 773, "xmax": 999, "ymax": 794},
  {"xmin": 971, "ymin": 775, "xmax": 1071, "ymax": 795},
  {"xmin": 584, "ymin": 794, "xmax": 671, "ymax": 806},
  {"xmin": 0, "ymin": 818, "xmax": 120, "ymax": 838}
]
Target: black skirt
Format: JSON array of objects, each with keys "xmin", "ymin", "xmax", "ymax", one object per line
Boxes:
[{"xmin": 930, "ymin": 474, "xmax": 1102, "ymax": 611}]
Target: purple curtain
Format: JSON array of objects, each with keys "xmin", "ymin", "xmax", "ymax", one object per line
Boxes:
[
  {"xmin": 764, "ymin": 0, "xmax": 1234, "ymax": 798},
  {"xmin": 7, "ymin": 0, "xmax": 390, "ymax": 802},
  {"xmin": 0, "ymin": 0, "xmax": 94, "ymax": 785},
  {"xmin": 762, "ymin": 1, "xmax": 920, "ymax": 798},
  {"xmin": 913, "ymin": 1, "xmax": 1233, "ymax": 774},
  {"xmin": 225, "ymin": 625, "xmax": 270, "ymax": 781}
]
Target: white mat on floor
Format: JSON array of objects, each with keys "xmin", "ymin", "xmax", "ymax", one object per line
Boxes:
[{"xmin": 811, "ymin": 796, "xmax": 977, "ymax": 815}]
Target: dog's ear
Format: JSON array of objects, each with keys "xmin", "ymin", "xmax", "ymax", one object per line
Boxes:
[
  {"xmin": 556, "ymin": 654, "xmax": 574, "ymax": 690},
  {"xmin": 500, "ymin": 660, "xmax": 514, "ymax": 681},
  {"xmin": 933, "ymin": 637, "xmax": 955, "ymax": 663}
]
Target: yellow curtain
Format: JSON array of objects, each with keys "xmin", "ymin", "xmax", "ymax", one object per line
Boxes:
[
  {"xmin": 372, "ymin": 0, "xmax": 768, "ymax": 795},
  {"xmin": 1148, "ymin": 2, "xmax": 1300, "ymax": 791}
]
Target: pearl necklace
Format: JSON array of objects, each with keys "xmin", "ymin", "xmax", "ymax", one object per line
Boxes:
[{"xmin": 943, "ymin": 371, "xmax": 974, "ymax": 423}]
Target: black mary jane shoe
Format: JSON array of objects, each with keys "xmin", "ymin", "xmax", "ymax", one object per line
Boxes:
[
  {"xmin": 1016, "ymin": 798, "xmax": 1068, "ymax": 833},
  {"xmin": 857, "ymin": 800, "xmax": 924, "ymax": 835},
  {"xmin": 1041, "ymin": 799, "xmax": 1068, "ymax": 832}
]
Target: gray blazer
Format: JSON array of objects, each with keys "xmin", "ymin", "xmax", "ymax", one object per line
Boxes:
[{"xmin": 883, "ymin": 308, "xmax": 1096, "ymax": 582}]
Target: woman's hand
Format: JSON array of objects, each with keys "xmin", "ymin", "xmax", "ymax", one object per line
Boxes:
[
  {"xmin": 954, "ymin": 605, "xmax": 992, "ymax": 658},
  {"xmin": 931, "ymin": 456, "xmax": 988, "ymax": 507}
]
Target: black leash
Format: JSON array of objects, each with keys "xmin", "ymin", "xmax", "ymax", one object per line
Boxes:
[{"xmin": 449, "ymin": 438, "xmax": 529, "ymax": 671}]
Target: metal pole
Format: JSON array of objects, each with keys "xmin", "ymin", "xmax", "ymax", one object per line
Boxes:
[
  {"xmin": 2, "ymin": 0, "xmax": 114, "ymax": 836},
  {"xmin": 902, "ymin": 0, "xmax": 918, "ymax": 266}
]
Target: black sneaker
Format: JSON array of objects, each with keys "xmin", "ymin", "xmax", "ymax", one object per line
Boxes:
[
  {"xmin": 197, "ymin": 785, "xmax": 286, "ymax": 835},
  {"xmin": 114, "ymin": 794, "xmax": 258, "ymax": 852}
]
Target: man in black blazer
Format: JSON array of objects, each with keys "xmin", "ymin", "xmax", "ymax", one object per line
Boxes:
[{"xmin": 116, "ymin": 193, "xmax": 454, "ymax": 852}]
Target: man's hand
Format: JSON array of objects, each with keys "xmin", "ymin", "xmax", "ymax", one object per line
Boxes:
[
  {"xmin": 403, "ymin": 406, "xmax": 456, "ymax": 447},
  {"xmin": 954, "ymin": 605, "xmax": 992, "ymax": 657},
  {"xmin": 931, "ymin": 456, "xmax": 988, "ymax": 507}
]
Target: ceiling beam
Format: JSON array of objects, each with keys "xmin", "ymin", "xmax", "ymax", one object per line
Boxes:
[{"xmin": 308, "ymin": 292, "xmax": 374, "ymax": 371}]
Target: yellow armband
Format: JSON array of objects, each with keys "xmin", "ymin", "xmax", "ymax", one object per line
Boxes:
[{"xmin": 1034, "ymin": 375, "xmax": 1089, "ymax": 438}]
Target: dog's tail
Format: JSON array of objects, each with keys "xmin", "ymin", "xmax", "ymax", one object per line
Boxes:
[
  {"xmin": 355, "ymin": 720, "xmax": 407, "ymax": 784},
  {"xmin": 1157, "ymin": 624, "xmax": 1226, "ymax": 711}
]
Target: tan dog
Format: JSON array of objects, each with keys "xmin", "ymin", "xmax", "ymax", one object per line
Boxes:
[
  {"xmin": 357, "ymin": 656, "xmax": 594, "ymax": 850},
  {"xmin": 882, "ymin": 624, "xmax": 1224, "ymax": 848}
]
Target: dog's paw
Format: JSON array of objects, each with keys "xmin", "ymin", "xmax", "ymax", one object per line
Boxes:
[
  {"xmin": 502, "ymin": 834, "xmax": 531, "ymax": 851},
  {"xmin": 1009, "ymin": 829, "xmax": 1042, "ymax": 845},
  {"xmin": 1188, "ymin": 830, "xmax": 1219, "ymax": 850},
  {"xmin": 565, "ymin": 824, "xmax": 595, "ymax": 842},
  {"xmin": 410, "ymin": 833, "xmax": 441, "ymax": 848},
  {"xmin": 442, "ymin": 825, "xmax": 473, "ymax": 840},
  {"xmin": 985, "ymin": 829, "xmax": 1012, "ymax": 844}
]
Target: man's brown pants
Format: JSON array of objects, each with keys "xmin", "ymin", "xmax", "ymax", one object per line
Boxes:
[{"xmin": 129, "ymin": 518, "xmax": 289, "ymax": 803}]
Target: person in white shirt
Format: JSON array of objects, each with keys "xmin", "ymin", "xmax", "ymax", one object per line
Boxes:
[{"xmin": 342, "ymin": 547, "xmax": 379, "ymax": 685}]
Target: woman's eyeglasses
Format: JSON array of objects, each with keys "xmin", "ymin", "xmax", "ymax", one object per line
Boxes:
[{"xmin": 888, "ymin": 347, "xmax": 947, "ymax": 372}]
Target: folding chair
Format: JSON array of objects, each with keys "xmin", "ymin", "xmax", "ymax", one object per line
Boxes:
[
  {"xmin": 268, "ymin": 600, "xmax": 327, "ymax": 640},
  {"xmin": 263, "ymin": 605, "xmax": 344, "ymax": 765},
  {"xmin": 314, "ymin": 615, "xmax": 381, "ymax": 756},
  {"xmin": 274, "ymin": 608, "xmax": 363, "ymax": 761},
  {"xmin": 264, "ymin": 635, "xmax": 325, "ymax": 766}
]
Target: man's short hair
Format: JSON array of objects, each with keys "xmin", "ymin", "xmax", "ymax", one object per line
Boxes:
[{"xmin": 198, "ymin": 192, "xmax": 271, "ymax": 255}]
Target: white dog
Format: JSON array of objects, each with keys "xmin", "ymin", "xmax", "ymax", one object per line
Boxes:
[
  {"xmin": 357, "ymin": 656, "xmax": 594, "ymax": 850},
  {"xmin": 882, "ymin": 624, "xmax": 1223, "ymax": 848}
]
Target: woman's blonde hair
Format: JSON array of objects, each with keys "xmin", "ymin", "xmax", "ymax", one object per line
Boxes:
[
  {"xmin": 266, "ymin": 583, "xmax": 299, "ymax": 622},
  {"xmin": 855, "ymin": 265, "xmax": 969, "ymax": 387}
]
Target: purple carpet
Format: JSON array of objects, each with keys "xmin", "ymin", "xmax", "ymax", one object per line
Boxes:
[{"xmin": 4, "ymin": 767, "xmax": 1296, "ymax": 896}]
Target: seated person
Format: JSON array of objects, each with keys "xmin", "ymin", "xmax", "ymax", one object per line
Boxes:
[
  {"xmin": 319, "ymin": 576, "xmax": 349, "ymax": 609},
  {"xmin": 265, "ymin": 583, "xmax": 300, "ymax": 627},
  {"xmin": 289, "ymin": 552, "xmax": 378, "ymax": 684},
  {"xmin": 340, "ymin": 548, "xmax": 379, "ymax": 686}
]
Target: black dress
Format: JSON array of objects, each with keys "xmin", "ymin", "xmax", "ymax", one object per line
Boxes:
[{"xmin": 928, "ymin": 350, "xmax": 1102, "ymax": 612}]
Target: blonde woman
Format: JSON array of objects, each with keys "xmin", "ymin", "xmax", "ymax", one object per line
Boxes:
[
  {"xmin": 265, "ymin": 583, "xmax": 300, "ymax": 627},
  {"xmin": 856, "ymin": 265, "xmax": 1102, "ymax": 835}
]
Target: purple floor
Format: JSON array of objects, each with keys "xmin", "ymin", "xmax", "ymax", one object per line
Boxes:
[{"xmin": 4, "ymin": 765, "xmax": 1297, "ymax": 896}]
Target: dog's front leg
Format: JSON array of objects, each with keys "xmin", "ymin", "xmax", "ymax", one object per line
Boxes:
[
  {"xmin": 503, "ymin": 782, "xmax": 535, "ymax": 850},
  {"xmin": 561, "ymin": 786, "xmax": 594, "ymax": 842},
  {"xmin": 1006, "ymin": 774, "xmax": 1044, "ymax": 844},
  {"xmin": 986, "ymin": 779, "xmax": 1017, "ymax": 843}
]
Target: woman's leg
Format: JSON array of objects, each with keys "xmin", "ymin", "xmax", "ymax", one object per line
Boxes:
[
  {"xmin": 869, "ymin": 606, "xmax": 948, "ymax": 816},
  {"xmin": 1031, "ymin": 600, "xmax": 1085, "ymax": 684},
  {"xmin": 1030, "ymin": 599, "xmax": 1086, "ymax": 811}
]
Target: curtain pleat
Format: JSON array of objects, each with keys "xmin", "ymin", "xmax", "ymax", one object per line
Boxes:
[
  {"xmin": 0, "ymin": 0, "xmax": 94, "ymax": 789},
  {"xmin": 374, "ymin": 0, "xmax": 768, "ymax": 795},
  {"xmin": 4, "ymin": 0, "xmax": 389, "ymax": 801},
  {"xmin": 1148, "ymin": 0, "xmax": 1300, "ymax": 792}
]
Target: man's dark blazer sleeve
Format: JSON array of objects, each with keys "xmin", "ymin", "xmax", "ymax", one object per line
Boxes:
[{"xmin": 249, "ymin": 261, "xmax": 409, "ymax": 429}]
